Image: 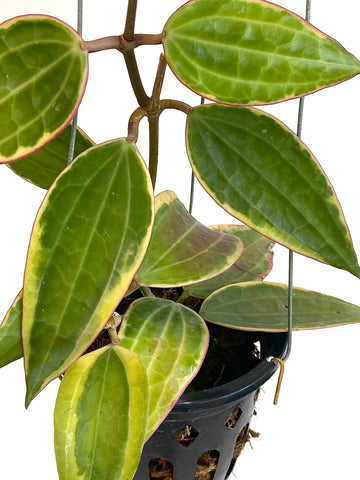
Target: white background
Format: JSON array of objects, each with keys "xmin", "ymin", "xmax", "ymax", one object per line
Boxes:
[{"xmin": 0, "ymin": 1, "xmax": 359, "ymax": 479}]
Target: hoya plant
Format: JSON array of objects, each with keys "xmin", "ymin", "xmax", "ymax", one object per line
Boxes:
[{"xmin": 0, "ymin": 0, "xmax": 359, "ymax": 478}]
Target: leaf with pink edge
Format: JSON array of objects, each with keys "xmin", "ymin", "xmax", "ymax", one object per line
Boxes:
[
  {"xmin": 0, "ymin": 15, "xmax": 88, "ymax": 163},
  {"xmin": 163, "ymin": 0, "xmax": 360, "ymax": 105},
  {"xmin": 186, "ymin": 104, "xmax": 360, "ymax": 277},
  {"xmin": 185, "ymin": 225, "xmax": 274, "ymax": 298},
  {"xmin": 23, "ymin": 139, "xmax": 154, "ymax": 406},
  {"xmin": 118, "ymin": 297, "xmax": 209, "ymax": 439},
  {"xmin": 136, "ymin": 190, "xmax": 243, "ymax": 287},
  {"xmin": 54, "ymin": 345, "xmax": 148, "ymax": 480}
]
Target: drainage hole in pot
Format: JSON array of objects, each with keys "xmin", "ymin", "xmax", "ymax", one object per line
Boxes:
[
  {"xmin": 225, "ymin": 406, "xmax": 242, "ymax": 429},
  {"xmin": 196, "ymin": 450, "xmax": 220, "ymax": 480},
  {"xmin": 175, "ymin": 424, "xmax": 199, "ymax": 447},
  {"xmin": 148, "ymin": 458, "xmax": 173, "ymax": 480},
  {"xmin": 225, "ymin": 424, "xmax": 250, "ymax": 478},
  {"xmin": 226, "ymin": 423, "xmax": 260, "ymax": 478}
]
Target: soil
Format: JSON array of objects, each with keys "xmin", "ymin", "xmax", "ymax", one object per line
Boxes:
[{"xmin": 186, "ymin": 322, "xmax": 261, "ymax": 392}]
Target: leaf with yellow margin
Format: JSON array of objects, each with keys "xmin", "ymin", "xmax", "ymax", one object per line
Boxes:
[
  {"xmin": 0, "ymin": 16, "xmax": 88, "ymax": 163},
  {"xmin": 23, "ymin": 139, "xmax": 154, "ymax": 406},
  {"xmin": 54, "ymin": 346, "xmax": 148, "ymax": 480}
]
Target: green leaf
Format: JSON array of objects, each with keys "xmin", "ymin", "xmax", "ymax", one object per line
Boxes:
[
  {"xmin": 118, "ymin": 297, "xmax": 209, "ymax": 439},
  {"xmin": 163, "ymin": 0, "xmax": 360, "ymax": 105},
  {"xmin": 7, "ymin": 124, "xmax": 94, "ymax": 189},
  {"xmin": 0, "ymin": 15, "xmax": 88, "ymax": 163},
  {"xmin": 185, "ymin": 225, "xmax": 274, "ymax": 298},
  {"xmin": 0, "ymin": 291, "xmax": 23, "ymax": 368},
  {"xmin": 23, "ymin": 139, "xmax": 154, "ymax": 406},
  {"xmin": 187, "ymin": 104, "xmax": 360, "ymax": 277},
  {"xmin": 54, "ymin": 346, "xmax": 148, "ymax": 480},
  {"xmin": 200, "ymin": 281, "xmax": 360, "ymax": 331},
  {"xmin": 135, "ymin": 190, "xmax": 243, "ymax": 287}
]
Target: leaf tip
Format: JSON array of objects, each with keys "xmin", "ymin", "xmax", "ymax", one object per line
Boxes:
[
  {"xmin": 25, "ymin": 377, "xmax": 42, "ymax": 408},
  {"xmin": 353, "ymin": 264, "xmax": 360, "ymax": 279},
  {"xmin": 24, "ymin": 391, "xmax": 33, "ymax": 409}
]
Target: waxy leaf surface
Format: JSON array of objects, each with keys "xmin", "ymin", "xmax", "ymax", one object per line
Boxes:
[
  {"xmin": 118, "ymin": 297, "xmax": 209, "ymax": 439},
  {"xmin": 185, "ymin": 225, "xmax": 274, "ymax": 298},
  {"xmin": 0, "ymin": 15, "xmax": 88, "ymax": 163},
  {"xmin": 136, "ymin": 190, "xmax": 243, "ymax": 287},
  {"xmin": 200, "ymin": 282, "xmax": 360, "ymax": 331},
  {"xmin": 187, "ymin": 104, "xmax": 360, "ymax": 277},
  {"xmin": 7, "ymin": 124, "xmax": 94, "ymax": 189},
  {"xmin": 54, "ymin": 346, "xmax": 148, "ymax": 480},
  {"xmin": 23, "ymin": 139, "xmax": 154, "ymax": 405},
  {"xmin": 0, "ymin": 291, "xmax": 23, "ymax": 368},
  {"xmin": 163, "ymin": 0, "xmax": 360, "ymax": 105}
]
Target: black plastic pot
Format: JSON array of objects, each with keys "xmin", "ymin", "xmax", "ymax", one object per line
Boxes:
[{"xmin": 133, "ymin": 332, "xmax": 287, "ymax": 480}]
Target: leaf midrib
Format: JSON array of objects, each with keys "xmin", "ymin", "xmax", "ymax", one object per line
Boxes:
[
  {"xmin": 87, "ymin": 350, "xmax": 111, "ymax": 479},
  {"xmin": 169, "ymin": 37, "xmax": 356, "ymax": 91},
  {"xmin": 173, "ymin": 32, "xmax": 350, "ymax": 67},
  {"xmin": 28, "ymin": 149, "xmax": 127, "ymax": 388}
]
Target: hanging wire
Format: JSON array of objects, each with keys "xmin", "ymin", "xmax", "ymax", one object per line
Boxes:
[
  {"xmin": 67, "ymin": 0, "xmax": 84, "ymax": 164},
  {"xmin": 77, "ymin": 0, "xmax": 83, "ymax": 36},
  {"xmin": 189, "ymin": 96, "xmax": 205, "ymax": 213},
  {"xmin": 282, "ymin": 0, "xmax": 312, "ymax": 363}
]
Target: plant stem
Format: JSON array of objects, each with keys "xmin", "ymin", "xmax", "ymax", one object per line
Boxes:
[
  {"xmin": 140, "ymin": 286, "xmax": 155, "ymax": 297},
  {"xmin": 122, "ymin": 0, "xmax": 150, "ymax": 107},
  {"xmin": 160, "ymin": 99, "xmax": 193, "ymax": 115},
  {"xmin": 176, "ymin": 290, "xmax": 190, "ymax": 304},
  {"xmin": 82, "ymin": 33, "xmax": 162, "ymax": 54},
  {"xmin": 147, "ymin": 54, "xmax": 167, "ymax": 188},
  {"xmin": 127, "ymin": 106, "xmax": 147, "ymax": 142},
  {"xmin": 82, "ymin": 36, "xmax": 121, "ymax": 53},
  {"xmin": 105, "ymin": 314, "xmax": 121, "ymax": 345},
  {"xmin": 107, "ymin": 326, "xmax": 119, "ymax": 345},
  {"xmin": 151, "ymin": 54, "xmax": 167, "ymax": 101},
  {"xmin": 124, "ymin": 51, "xmax": 150, "ymax": 107},
  {"xmin": 148, "ymin": 115, "xmax": 159, "ymax": 188},
  {"xmin": 135, "ymin": 33, "xmax": 163, "ymax": 46},
  {"xmin": 124, "ymin": 0, "xmax": 138, "ymax": 41},
  {"xmin": 83, "ymin": 0, "xmax": 162, "ymax": 107}
]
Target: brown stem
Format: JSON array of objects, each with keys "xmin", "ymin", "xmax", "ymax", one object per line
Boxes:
[
  {"xmin": 83, "ymin": 33, "xmax": 163, "ymax": 54},
  {"xmin": 146, "ymin": 54, "xmax": 168, "ymax": 188},
  {"xmin": 124, "ymin": 0, "xmax": 137, "ymax": 41},
  {"xmin": 151, "ymin": 54, "xmax": 167, "ymax": 101},
  {"xmin": 127, "ymin": 106, "xmax": 147, "ymax": 143},
  {"xmin": 122, "ymin": 0, "xmax": 150, "ymax": 106},
  {"xmin": 104, "ymin": 314, "xmax": 121, "ymax": 345},
  {"xmin": 160, "ymin": 99, "xmax": 193, "ymax": 115},
  {"xmin": 135, "ymin": 33, "xmax": 163, "ymax": 47},
  {"xmin": 148, "ymin": 116, "xmax": 159, "ymax": 188},
  {"xmin": 108, "ymin": 326, "xmax": 119, "ymax": 345},
  {"xmin": 124, "ymin": 51, "xmax": 151, "ymax": 107},
  {"xmin": 140, "ymin": 286, "xmax": 155, "ymax": 297},
  {"xmin": 82, "ymin": 36, "xmax": 121, "ymax": 53}
]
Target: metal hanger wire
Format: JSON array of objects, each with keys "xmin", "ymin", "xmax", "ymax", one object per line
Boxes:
[
  {"xmin": 67, "ymin": 0, "xmax": 83, "ymax": 165},
  {"xmin": 283, "ymin": 0, "xmax": 312, "ymax": 363}
]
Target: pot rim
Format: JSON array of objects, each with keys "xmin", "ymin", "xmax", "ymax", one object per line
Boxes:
[{"xmin": 175, "ymin": 332, "xmax": 288, "ymax": 411}]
